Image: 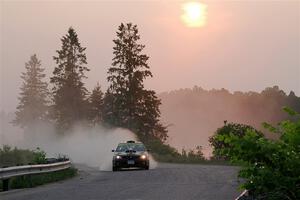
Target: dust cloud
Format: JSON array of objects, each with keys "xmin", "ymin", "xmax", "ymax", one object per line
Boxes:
[{"xmin": 0, "ymin": 114, "xmax": 157, "ymax": 170}]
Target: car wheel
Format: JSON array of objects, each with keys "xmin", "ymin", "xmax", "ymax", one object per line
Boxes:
[
  {"xmin": 144, "ymin": 165, "xmax": 149, "ymax": 170},
  {"xmin": 112, "ymin": 166, "xmax": 118, "ymax": 171}
]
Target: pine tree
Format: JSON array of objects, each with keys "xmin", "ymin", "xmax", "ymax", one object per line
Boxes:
[
  {"xmin": 102, "ymin": 90, "xmax": 118, "ymax": 126},
  {"xmin": 104, "ymin": 23, "xmax": 167, "ymax": 140},
  {"xmin": 50, "ymin": 27, "xmax": 90, "ymax": 131},
  {"xmin": 88, "ymin": 83, "xmax": 104, "ymax": 125},
  {"xmin": 14, "ymin": 54, "xmax": 49, "ymax": 127}
]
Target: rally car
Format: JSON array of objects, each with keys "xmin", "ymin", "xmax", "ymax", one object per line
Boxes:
[{"xmin": 112, "ymin": 141, "xmax": 150, "ymax": 171}]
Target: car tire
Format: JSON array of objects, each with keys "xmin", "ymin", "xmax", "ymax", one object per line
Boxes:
[
  {"xmin": 144, "ymin": 165, "xmax": 149, "ymax": 170},
  {"xmin": 112, "ymin": 166, "xmax": 118, "ymax": 171}
]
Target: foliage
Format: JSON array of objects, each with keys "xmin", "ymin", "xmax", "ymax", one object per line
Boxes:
[
  {"xmin": 13, "ymin": 54, "xmax": 49, "ymax": 128},
  {"xmin": 0, "ymin": 168, "xmax": 77, "ymax": 191},
  {"xmin": 0, "ymin": 145, "xmax": 47, "ymax": 167},
  {"xmin": 139, "ymin": 134, "xmax": 208, "ymax": 163},
  {"xmin": 183, "ymin": 146, "xmax": 205, "ymax": 161},
  {"xmin": 209, "ymin": 122, "xmax": 263, "ymax": 160},
  {"xmin": 0, "ymin": 146, "xmax": 75, "ymax": 191},
  {"xmin": 88, "ymin": 83, "xmax": 104, "ymax": 125},
  {"xmin": 33, "ymin": 147, "xmax": 47, "ymax": 164},
  {"xmin": 50, "ymin": 27, "xmax": 90, "ymax": 131},
  {"xmin": 214, "ymin": 108, "xmax": 300, "ymax": 200},
  {"xmin": 139, "ymin": 134, "xmax": 179, "ymax": 157},
  {"xmin": 104, "ymin": 22, "xmax": 167, "ymax": 141}
]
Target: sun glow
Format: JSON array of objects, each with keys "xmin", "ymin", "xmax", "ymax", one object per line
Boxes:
[{"xmin": 181, "ymin": 2, "xmax": 207, "ymax": 28}]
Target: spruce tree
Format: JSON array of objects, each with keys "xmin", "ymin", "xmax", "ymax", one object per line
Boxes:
[
  {"xmin": 88, "ymin": 83, "xmax": 104, "ymax": 125},
  {"xmin": 102, "ymin": 90, "xmax": 118, "ymax": 126},
  {"xmin": 105, "ymin": 23, "xmax": 167, "ymax": 140},
  {"xmin": 14, "ymin": 54, "xmax": 49, "ymax": 127},
  {"xmin": 50, "ymin": 27, "xmax": 90, "ymax": 131}
]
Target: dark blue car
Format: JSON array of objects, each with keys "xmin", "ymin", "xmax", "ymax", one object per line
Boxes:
[{"xmin": 112, "ymin": 141, "xmax": 150, "ymax": 171}]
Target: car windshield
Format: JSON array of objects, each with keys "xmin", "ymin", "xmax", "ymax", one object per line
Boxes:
[{"xmin": 116, "ymin": 143, "xmax": 146, "ymax": 152}]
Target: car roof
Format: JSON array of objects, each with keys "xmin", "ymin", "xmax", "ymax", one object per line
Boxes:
[{"xmin": 118, "ymin": 142, "xmax": 144, "ymax": 145}]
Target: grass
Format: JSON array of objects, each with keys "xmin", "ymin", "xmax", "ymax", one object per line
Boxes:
[
  {"xmin": 0, "ymin": 167, "xmax": 77, "ymax": 192},
  {"xmin": 0, "ymin": 145, "xmax": 46, "ymax": 167}
]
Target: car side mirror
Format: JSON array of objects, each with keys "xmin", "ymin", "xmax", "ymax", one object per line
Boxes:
[{"xmin": 112, "ymin": 149, "xmax": 115, "ymax": 152}]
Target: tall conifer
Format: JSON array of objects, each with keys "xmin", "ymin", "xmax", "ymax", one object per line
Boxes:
[{"xmin": 50, "ymin": 27, "xmax": 90, "ymax": 131}]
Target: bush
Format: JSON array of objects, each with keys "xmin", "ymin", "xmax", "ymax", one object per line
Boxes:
[
  {"xmin": 215, "ymin": 107, "xmax": 300, "ymax": 199},
  {"xmin": 0, "ymin": 168, "xmax": 77, "ymax": 191},
  {"xmin": 209, "ymin": 122, "xmax": 263, "ymax": 160},
  {"xmin": 0, "ymin": 146, "xmax": 76, "ymax": 191},
  {"xmin": 33, "ymin": 147, "xmax": 47, "ymax": 164},
  {"xmin": 0, "ymin": 146, "xmax": 47, "ymax": 167}
]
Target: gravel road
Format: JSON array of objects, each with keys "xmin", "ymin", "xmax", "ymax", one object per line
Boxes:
[{"xmin": 0, "ymin": 163, "xmax": 241, "ymax": 200}]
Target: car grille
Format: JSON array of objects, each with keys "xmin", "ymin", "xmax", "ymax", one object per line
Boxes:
[{"xmin": 122, "ymin": 155, "xmax": 140, "ymax": 160}]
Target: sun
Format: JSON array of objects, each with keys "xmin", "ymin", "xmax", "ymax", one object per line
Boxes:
[{"xmin": 181, "ymin": 2, "xmax": 207, "ymax": 28}]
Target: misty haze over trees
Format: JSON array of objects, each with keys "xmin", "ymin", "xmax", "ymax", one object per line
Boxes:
[
  {"xmin": 159, "ymin": 85, "xmax": 300, "ymax": 153},
  {"xmin": 1, "ymin": 2, "xmax": 298, "ymax": 197},
  {"xmin": 7, "ymin": 23, "xmax": 300, "ymax": 158},
  {"xmin": 12, "ymin": 24, "xmax": 168, "ymax": 154}
]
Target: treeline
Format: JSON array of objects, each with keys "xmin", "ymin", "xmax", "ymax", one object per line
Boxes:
[
  {"xmin": 159, "ymin": 86, "xmax": 300, "ymax": 140},
  {"xmin": 160, "ymin": 86, "xmax": 300, "ymax": 125},
  {"xmin": 13, "ymin": 23, "xmax": 167, "ymax": 142}
]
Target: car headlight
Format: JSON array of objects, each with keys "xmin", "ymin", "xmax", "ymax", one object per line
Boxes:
[
  {"xmin": 140, "ymin": 155, "xmax": 147, "ymax": 159},
  {"xmin": 116, "ymin": 155, "xmax": 121, "ymax": 159}
]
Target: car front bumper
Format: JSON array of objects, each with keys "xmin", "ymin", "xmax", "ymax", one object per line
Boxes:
[{"xmin": 113, "ymin": 158, "xmax": 149, "ymax": 168}]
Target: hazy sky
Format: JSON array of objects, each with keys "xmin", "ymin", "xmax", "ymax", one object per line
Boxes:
[{"xmin": 1, "ymin": 0, "xmax": 299, "ymax": 112}]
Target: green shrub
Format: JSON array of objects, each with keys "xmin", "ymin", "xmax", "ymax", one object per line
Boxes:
[
  {"xmin": 0, "ymin": 168, "xmax": 77, "ymax": 191},
  {"xmin": 33, "ymin": 147, "xmax": 47, "ymax": 164},
  {"xmin": 209, "ymin": 122, "xmax": 263, "ymax": 160},
  {"xmin": 0, "ymin": 146, "xmax": 47, "ymax": 167},
  {"xmin": 0, "ymin": 146, "xmax": 33, "ymax": 167},
  {"xmin": 0, "ymin": 146, "xmax": 75, "ymax": 191},
  {"xmin": 215, "ymin": 107, "xmax": 300, "ymax": 199}
]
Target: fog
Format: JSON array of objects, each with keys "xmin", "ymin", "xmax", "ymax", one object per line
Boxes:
[
  {"xmin": 0, "ymin": 113, "xmax": 157, "ymax": 170},
  {"xmin": 1, "ymin": 1, "xmax": 299, "ymax": 112},
  {"xmin": 159, "ymin": 86, "xmax": 299, "ymax": 157},
  {"xmin": 0, "ymin": 1, "xmax": 299, "ymax": 162}
]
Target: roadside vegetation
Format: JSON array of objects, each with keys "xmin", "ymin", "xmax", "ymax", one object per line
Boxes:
[
  {"xmin": 0, "ymin": 146, "xmax": 77, "ymax": 192},
  {"xmin": 140, "ymin": 135, "xmax": 230, "ymax": 165},
  {"xmin": 209, "ymin": 122, "xmax": 264, "ymax": 161},
  {"xmin": 0, "ymin": 168, "xmax": 77, "ymax": 192},
  {"xmin": 210, "ymin": 108, "xmax": 300, "ymax": 200},
  {"xmin": 0, "ymin": 145, "xmax": 46, "ymax": 167}
]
